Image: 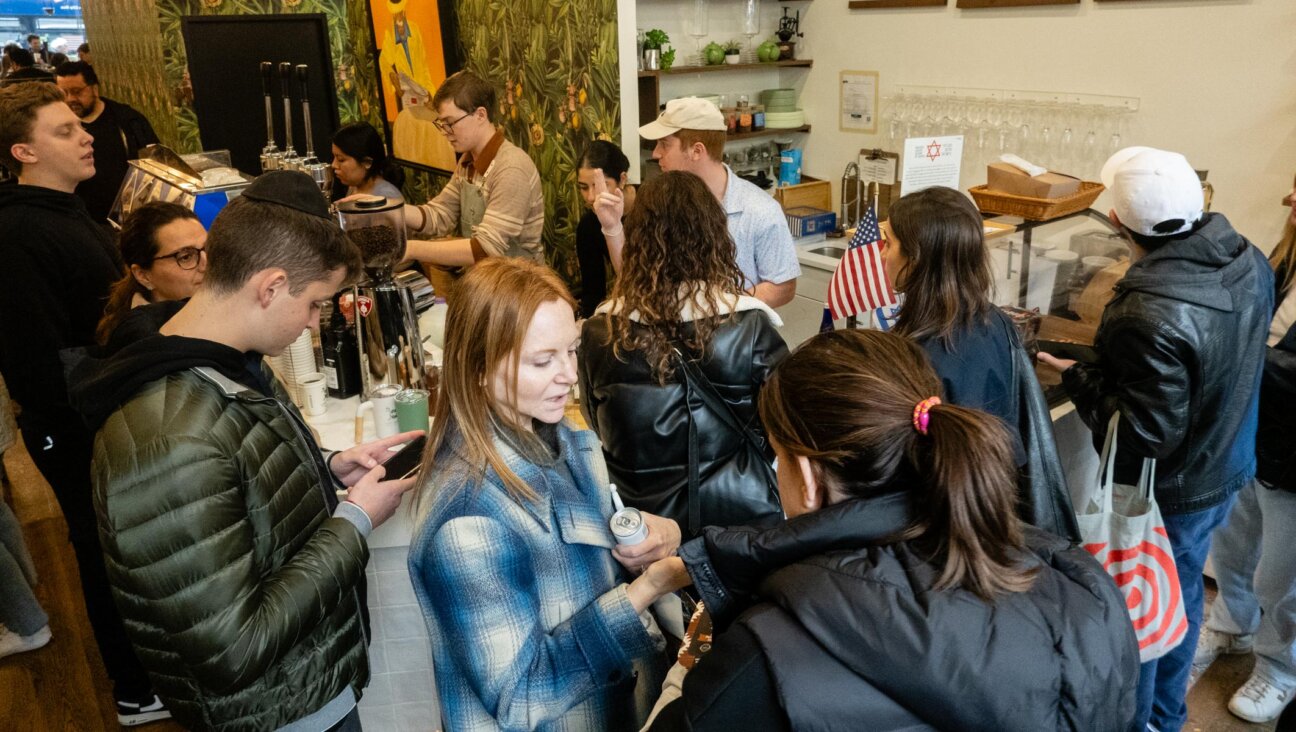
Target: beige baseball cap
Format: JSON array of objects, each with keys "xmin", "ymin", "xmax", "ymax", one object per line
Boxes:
[{"xmin": 639, "ymin": 97, "xmax": 727, "ymax": 140}]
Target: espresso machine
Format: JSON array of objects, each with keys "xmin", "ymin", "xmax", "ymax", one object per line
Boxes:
[{"xmin": 336, "ymin": 196, "xmax": 427, "ymax": 392}]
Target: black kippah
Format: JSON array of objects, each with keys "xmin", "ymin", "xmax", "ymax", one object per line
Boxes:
[{"xmin": 240, "ymin": 170, "xmax": 331, "ymax": 220}]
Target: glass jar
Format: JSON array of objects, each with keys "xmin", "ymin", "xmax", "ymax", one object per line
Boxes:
[{"xmin": 752, "ymin": 104, "xmax": 765, "ymax": 131}]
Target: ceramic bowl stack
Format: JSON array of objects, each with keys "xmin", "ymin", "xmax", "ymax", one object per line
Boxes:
[
  {"xmin": 269, "ymin": 328, "xmax": 317, "ymax": 407},
  {"xmin": 760, "ymin": 89, "xmax": 804, "ymax": 129}
]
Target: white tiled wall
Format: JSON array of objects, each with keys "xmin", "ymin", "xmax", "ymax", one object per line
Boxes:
[{"xmin": 360, "ymin": 546, "xmax": 441, "ymax": 731}]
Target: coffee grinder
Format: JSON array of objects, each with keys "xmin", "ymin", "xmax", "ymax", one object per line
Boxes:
[{"xmin": 336, "ymin": 196, "xmax": 427, "ymax": 393}]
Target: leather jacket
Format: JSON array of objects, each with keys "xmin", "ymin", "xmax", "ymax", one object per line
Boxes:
[
  {"xmin": 578, "ymin": 293, "xmax": 788, "ymax": 539},
  {"xmin": 1258, "ymin": 318, "xmax": 1296, "ymax": 491},
  {"xmin": 1063, "ymin": 213, "xmax": 1273, "ymax": 513}
]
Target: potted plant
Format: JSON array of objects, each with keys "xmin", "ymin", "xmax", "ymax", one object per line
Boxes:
[
  {"xmin": 643, "ymin": 29, "xmax": 669, "ymax": 70},
  {"xmin": 660, "ymin": 45, "xmax": 677, "ymax": 71},
  {"xmin": 723, "ymin": 40, "xmax": 742, "ymax": 65}
]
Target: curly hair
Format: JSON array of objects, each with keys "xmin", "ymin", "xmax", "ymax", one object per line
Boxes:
[{"xmin": 606, "ymin": 171, "xmax": 745, "ymax": 383}]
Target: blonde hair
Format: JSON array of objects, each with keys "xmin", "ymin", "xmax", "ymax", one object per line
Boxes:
[
  {"xmin": 1271, "ymin": 174, "xmax": 1296, "ymax": 296},
  {"xmin": 416, "ymin": 258, "xmax": 577, "ymax": 509}
]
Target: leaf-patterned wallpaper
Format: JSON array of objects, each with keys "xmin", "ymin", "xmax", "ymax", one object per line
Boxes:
[{"xmin": 82, "ymin": 0, "xmax": 621, "ymax": 293}]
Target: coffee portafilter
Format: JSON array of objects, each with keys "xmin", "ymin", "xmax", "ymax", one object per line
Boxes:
[{"xmin": 337, "ymin": 197, "xmax": 426, "ymax": 392}]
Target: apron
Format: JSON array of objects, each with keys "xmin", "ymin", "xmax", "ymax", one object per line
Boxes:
[
  {"xmin": 419, "ymin": 177, "xmax": 489, "ymax": 294},
  {"xmin": 459, "ymin": 178, "xmax": 487, "ymax": 239}
]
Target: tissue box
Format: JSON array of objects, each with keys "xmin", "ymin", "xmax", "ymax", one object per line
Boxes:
[
  {"xmin": 784, "ymin": 206, "xmax": 837, "ymax": 237},
  {"xmin": 987, "ymin": 163, "xmax": 1081, "ymax": 199}
]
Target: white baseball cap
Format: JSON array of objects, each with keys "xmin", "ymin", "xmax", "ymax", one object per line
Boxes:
[
  {"xmin": 1100, "ymin": 146, "xmax": 1203, "ymax": 237},
  {"xmin": 639, "ymin": 97, "xmax": 726, "ymax": 140}
]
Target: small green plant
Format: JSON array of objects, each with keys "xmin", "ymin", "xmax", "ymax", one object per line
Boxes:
[
  {"xmin": 660, "ymin": 47, "xmax": 677, "ymax": 70},
  {"xmin": 723, "ymin": 40, "xmax": 742, "ymax": 54},
  {"xmin": 644, "ymin": 29, "xmax": 670, "ymax": 50}
]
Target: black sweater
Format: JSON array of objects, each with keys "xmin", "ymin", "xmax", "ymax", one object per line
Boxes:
[{"xmin": 0, "ymin": 184, "xmax": 122, "ymax": 429}]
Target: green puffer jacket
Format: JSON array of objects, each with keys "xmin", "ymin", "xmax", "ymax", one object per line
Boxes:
[{"xmin": 89, "ymin": 361, "xmax": 369, "ymax": 732}]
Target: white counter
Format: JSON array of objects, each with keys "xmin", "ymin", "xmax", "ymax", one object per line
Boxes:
[{"xmin": 305, "ymin": 396, "xmax": 439, "ymax": 730}]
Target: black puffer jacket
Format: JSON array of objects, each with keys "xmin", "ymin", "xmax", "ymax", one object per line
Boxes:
[
  {"xmin": 578, "ymin": 293, "xmax": 788, "ymax": 539},
  {"xmin": 1063, "ymin": 213, "xmax": 1273, "ymax": 513},
  {"xmin": 651, "ymin": 493, "xmax": 1139, "ymax": 731}
]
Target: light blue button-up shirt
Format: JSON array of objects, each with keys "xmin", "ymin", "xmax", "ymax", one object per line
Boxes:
[{"xmin": 721, "ymin": 165, "xmax": 802, "ymax": 289}]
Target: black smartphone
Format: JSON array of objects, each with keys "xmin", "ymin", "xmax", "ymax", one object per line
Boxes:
[{"xmin": 381, "ymin": 435, "xmax": 427, "ymax": 480}]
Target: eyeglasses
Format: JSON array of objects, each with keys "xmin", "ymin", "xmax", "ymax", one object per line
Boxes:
[
  {"xmin": 433, "ymin": 111, "xmax": 473, "ymax": 135},
  {"xmin": 154, "ymin": 246, "xmax": 205, "ymax": 270}
]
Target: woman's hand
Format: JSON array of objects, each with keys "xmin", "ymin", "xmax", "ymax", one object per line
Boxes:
[
  {"xmin": 626, "ymin": 556, "xmax": 691, "ymax": 614},
  {"xmin": 613, "ymin": 512, "xmax": 681, "ymax": 572},
  {"xmin": 1037, "ymin": 352, "xmax": 1077, "ymax": 374},
  {"xmin": 329, "ymin": 430, "xmax": 424, "ymax": 487},
  {"xmin": 591, "ymin": 173, "xmax": 625, "ymax": 234}
]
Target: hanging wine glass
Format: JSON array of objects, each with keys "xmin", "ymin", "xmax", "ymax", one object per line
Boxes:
[
  {"xmin": 742, "ymin": 0, "xmax": 760, "ymax": 63},
  {"xmin": 687, "ymin": 0, "xmax": 709, "ymax": 66}
]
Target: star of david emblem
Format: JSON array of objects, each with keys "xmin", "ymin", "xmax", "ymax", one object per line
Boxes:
[{"xmin": 925, "ymin": 141, "xmax": 942, "ymax": 162}]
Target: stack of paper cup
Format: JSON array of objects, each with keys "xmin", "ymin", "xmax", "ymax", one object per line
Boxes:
[{"xmin": 270, "ymin": 329, "xmax": 318, "ymax": 406}]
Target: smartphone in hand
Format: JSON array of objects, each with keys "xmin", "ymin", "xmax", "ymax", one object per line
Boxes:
[{"xmin": 381, "ymin": 435, "xmax": 427, "ymax": 480}]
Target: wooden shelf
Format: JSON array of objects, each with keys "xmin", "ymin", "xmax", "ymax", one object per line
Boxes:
[
  {"xmin": 639, "ymin": 125, "xmax": 810, "ymax": 150},
  {"xmin": 639, "ymin": 59, "xmax": 813, "ymax": 77},
  {"xmin": 731, "ymin": 124, "xmax": 811, "ymax": 141}
]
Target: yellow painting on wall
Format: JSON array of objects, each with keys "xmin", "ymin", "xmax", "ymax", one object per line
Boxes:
[{"xmin": 369, "ymin": 0, "xmax": 459, "ymax": 171}]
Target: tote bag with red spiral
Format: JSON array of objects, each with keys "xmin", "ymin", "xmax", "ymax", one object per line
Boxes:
[{"xmin": 1077, "ymin": 412, "xmax": 1187, "ymax": 663}]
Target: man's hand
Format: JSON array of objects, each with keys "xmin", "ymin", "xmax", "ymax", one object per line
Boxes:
[
  {"xmin": 626, "ymin": 556, "xmax": 691, "ymax": 614},
  {"xmin": 330, "ymin": 430, "xmax": 425, "ymax": 488},
  {"xmin": 613, "ymin": 512, "xmax": 681, "ymax": 572},
  {"xmin": 344, "ymin": 464, "xmax": 417, "ymax": 527},
  {"xmin": 1037, "ymin": 352, "xmax": 1078, "ymax": 373}
]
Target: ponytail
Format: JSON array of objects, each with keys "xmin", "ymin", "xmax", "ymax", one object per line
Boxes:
[
  {"xmin": 759, "ymin": 329, "xmax": 1036, "ymax": 602},
  {"xmin": 911, "ymin": 404, "xmax": 1037, "ymax": 600},
  {"xmin": 96, "ymin": 273, "xmax": 147, "ymax": 345}
]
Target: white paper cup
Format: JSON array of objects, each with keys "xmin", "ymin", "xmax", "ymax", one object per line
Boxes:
[
  {"xmin": 356, "ymin": 383, "xmax": 402, "ymax": 438},
  {"xmin": 299, "ymin": 372, "xmax": 328, "ymax": 417}
]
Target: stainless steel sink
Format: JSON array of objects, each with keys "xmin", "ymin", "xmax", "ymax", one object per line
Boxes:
[{"xmin": 806, "ymin": 246, "xmax": 845, "ymax": 259}]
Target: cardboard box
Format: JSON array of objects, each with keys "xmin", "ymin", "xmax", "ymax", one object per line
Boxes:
[{"xmin": 987, "ymin": 163, "xmax": 1081, "ymax": 199}]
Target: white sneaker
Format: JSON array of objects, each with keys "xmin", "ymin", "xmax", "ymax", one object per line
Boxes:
[
  {"xmin": 0, "ymin": 623, "xmax": 51, "ymax": 659},
  {"xmin": 1189, "ymin": 628, "xmax": 1254, "ymax": 688},
  {"xmin": 1229, "ymin": 672, "xmax": 1295, "ymax": 723},
  {"xmin": 115, "ymin": 693, "xmax": 172, "ymax": 727}
]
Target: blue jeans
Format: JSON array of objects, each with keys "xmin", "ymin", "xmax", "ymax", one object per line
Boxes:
[{"xmin": 1131, "ymin": 495, "xmax": 1238, "ymax": 732}]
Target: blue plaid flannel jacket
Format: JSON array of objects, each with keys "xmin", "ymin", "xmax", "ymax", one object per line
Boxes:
[{"xmin": 409, "ymin": 421, "xmax": 666, "ymax": 731}]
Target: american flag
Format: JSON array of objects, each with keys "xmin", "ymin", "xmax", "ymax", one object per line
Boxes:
[{"xmin": 826, "ymin": 207, "xmax": 897, "ymax": 320}]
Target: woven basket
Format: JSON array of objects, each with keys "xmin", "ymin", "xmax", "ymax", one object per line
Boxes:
[{"xmin": 969, "ymin": 181, "xmax": 1105, "ymax": 221}]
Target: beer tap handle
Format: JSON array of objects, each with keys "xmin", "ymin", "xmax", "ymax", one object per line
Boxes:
[
  {"xmin": 278, "ymin": 62, "xmax": 295, "ymax": 155},
  {"xmin": 296, "ymin": 64, "xmax": 315, "ymax": 158}
]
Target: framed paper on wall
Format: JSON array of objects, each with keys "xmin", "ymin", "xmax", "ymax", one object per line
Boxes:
[
  {"xmin": 840, "ymin": 71, "xmax": 879, "ymax": 133},
  {"xmin": 367, "ymin": 0, "xmax": 465, "ymax": 172}
]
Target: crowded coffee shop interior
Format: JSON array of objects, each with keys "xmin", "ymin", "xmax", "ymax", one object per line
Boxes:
[{"xmin": 0, "ymin": 0, "xmax": 1293, "ymax": 730}]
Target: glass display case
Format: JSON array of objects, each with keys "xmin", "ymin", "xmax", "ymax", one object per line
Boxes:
[{"xmin": 109, "ymin": 144, "xmax": 252, "ymax": 229}]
